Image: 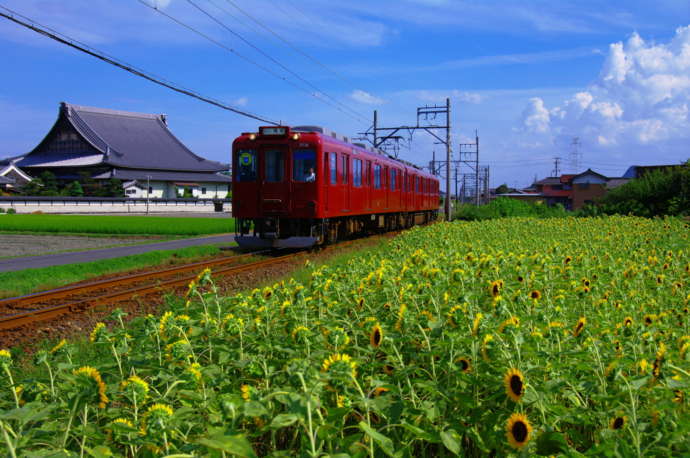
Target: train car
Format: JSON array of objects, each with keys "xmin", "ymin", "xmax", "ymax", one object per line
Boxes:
[{"xmin": 232, "ymin": 125, "xmax": 439, "ymax": 249}]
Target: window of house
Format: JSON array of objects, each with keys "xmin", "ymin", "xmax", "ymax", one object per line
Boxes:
[
  {"xmin": 293, "ymin": 149, "xmax": 316, "ymax": 182},
  {"xmin": 201, "ymin": 187, "xmax": 207, "ymax": 194},
  {"xmin": 353, "ymin": 159, "xmax": 362, "ymax": 187},
  {"xmin": 330, "ymin": 153, "xmax": 337, "ymax": 184},
  {"xmin": 264, "ymin": 150, "xmax": 284, "ymax": 182},
  {"xmin": 148, "ymin": 186, "xmax": 153, "ymax": 194},
  {"xmin": 236, "ymin": 149, "xmax": 257, "ymax": 182}
]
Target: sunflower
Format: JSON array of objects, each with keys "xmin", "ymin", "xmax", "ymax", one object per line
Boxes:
[
  {"xmin": 506, "ymin": 413, "xmax": 532, "ymax": 449},
  {"xmin": 240, "ymin": 384, "xmax": 251, "ymax": 401},
  {"xmin": 456, "ymin": 357, "xmax": 472, "ymax": 373},
  {"xmin": 73, "ymin": 366, "xmax": 109, "ymax": 409},
  {"xmin": 623, "ymin": 316, "xmax": 633, "ymax": 327},
  {"xmin": 529, "ymin": 290, "xmax": 542, "ymax": 300},
  {"xmin": 609, "ymin": 416, "xmax": 626, "ymax": 430},
  {"xmin": 370, "ymin": 324, "xmax": 383, "ymax": 348},
  {"xmin": 472, "ymin": 313, "xmax": 483, "ymax": 336},
  {"xmin": 322, "ymin": 353, "xmax": 357, "ymax": 378},
  {"xmin": 371, "ymin": 387, "xmax": 389, "ymax": 397},
  {"xmin": 504, "ymin": 368, "xmax": 525, "ymax": 402},
  {"xmin": 489, "ymin": 280, "xmax": 503, "ymax": 298},
  {"xmin": 644, "ymin": 314, "xmax": 655, "ymax": 326},
  {"xmin": 564, "ymin": 256, "xmax": 572, "ymax": 264},
  {"xmin": 573, "ymin": 317, "xmax": 586, "ymax": 337}
]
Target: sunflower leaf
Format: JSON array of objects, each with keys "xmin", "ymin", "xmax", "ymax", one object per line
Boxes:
[
  {"xmin": 358, "ymin": 421, "xmax": 396, "ymax": 457},
  {"xmin": 440, "ymin": 429, "xmax": 461, "ymax": 455},
  {"xmin": 536, "ymin": 431, "xmax": 569, "ymax": 456}
]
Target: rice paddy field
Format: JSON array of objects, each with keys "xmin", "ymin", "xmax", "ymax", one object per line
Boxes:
[
  {"xmin": 0, "ymin": 214, "xmax": 234, "ymax": 236},
  {"xmin": 1, "ymin": 216, "xmax": 688, "ymax": 456}
]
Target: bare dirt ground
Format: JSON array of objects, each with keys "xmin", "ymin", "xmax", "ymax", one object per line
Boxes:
[{"xmin": 0, "ymin": 234, "xmax": 164, "ymax": 258}]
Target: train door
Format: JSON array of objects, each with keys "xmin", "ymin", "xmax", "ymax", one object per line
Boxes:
[
  {"xmin": 234, "ymin": 147, "xmax": 259, "ymax": 217},
  {"xmin": 383, "ymin": 166, "xmax": 389, "ymax": 209},
  {"xmin": 323, "ymin": 152, "xmax": 330, "ymax": 213},
  {"xmin": 365, "ymin": 160, "xmax": 372, "ymax": 210},
  {"xmin": 259, "ymin": 146, "xmax": 288, "ymax": 214},
  {"xmin": 341, "ymin": 153, "xmax": 350, "ymax": 212},
  {"xmin": 291, "ymin": 148, "xmax": 317, "ymax": 217}
]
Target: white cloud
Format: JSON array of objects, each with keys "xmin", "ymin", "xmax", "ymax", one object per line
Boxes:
[
  {"xmin": 233, "ymin": 97, "xmax": 249, "ymax": 107},
  {"xmin": 519, "ymin": 26, "xmax": 690, "ymax": 161},
  {"xmin": 407, "ymin": 89, "xmax": 482, "ymax": 104},
  {"xmin": 349, "ymin": 89, "xmax": 385, "ymax": 105}
]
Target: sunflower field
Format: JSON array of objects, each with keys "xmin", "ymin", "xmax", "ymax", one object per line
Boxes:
[{"xmin": 1, "ymin": 216, "xmax": 688, "ymax": 456}]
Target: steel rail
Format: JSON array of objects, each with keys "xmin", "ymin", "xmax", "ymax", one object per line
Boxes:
[
  {"xmin": 0, "ymin": 250, "xmax": 270, "ymax": 310},
  {"xmin": 0, "ymin": 252, "xmax": 299, "ymax": 330}
]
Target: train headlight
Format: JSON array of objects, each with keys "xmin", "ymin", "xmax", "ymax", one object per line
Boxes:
[
  {"xmin": 291, "ymin": 133, "xmax": 300, "ymax": 141},
  {"xmin": 249, "ymin": 133, "xmax": 257, "ymax": 140}
]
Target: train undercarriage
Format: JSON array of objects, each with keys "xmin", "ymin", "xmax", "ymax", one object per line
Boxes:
[{"xmin": 235, "ymin": 211, "xmax": 438, "ymax": 249}]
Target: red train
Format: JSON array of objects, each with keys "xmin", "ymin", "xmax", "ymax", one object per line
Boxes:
[{"xmin": 232, "ymin": 125, "xmax": 439, "ymax": 249}]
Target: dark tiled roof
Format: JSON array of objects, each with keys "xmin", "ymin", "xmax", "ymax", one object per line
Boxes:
[
  {"xmin": 0, "ymin": 175, "xmax": 15, "ymax": 184},
  {"xmin": 21, "ymin": 103, "xmax": 226, "ymax": 173},
  {"xmin": 93, "ymin": 168, "xmax": 231, "ymax": 183},
  {"xmin": 534, "ymin": 177, "xmax": 561, "ymax": 185}
]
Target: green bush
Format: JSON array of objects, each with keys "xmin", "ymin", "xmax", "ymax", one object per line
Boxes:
[
  {"xmin": 0, "ymin": 208, "xmax": 5, "ymax": 214},
  {"xmin": 6, "ymin": 208, "xmax": 16, "ymax": 214},
  {"xmin": 597, "ymin": 161, "xmax": 689, "ymax": 216},
  {"xmin": 454, "ymin": 197, "xmax": 568, "ymax": 220}
]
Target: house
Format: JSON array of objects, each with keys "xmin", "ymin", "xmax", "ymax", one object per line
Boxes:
[
  {"xmin": 499, "ymin": 169, "xmax": 630, "ymax": 210},
  {"xmin": 16, "ymin": 102, "xmax": 231, "ymax": 198},
  {"xmin": 0, "ymin": 158, "xmax": 33, "ymax": 192},
  {"xmin": 623, "ymin": 164, "xmax": 685, "ymax": 179}
]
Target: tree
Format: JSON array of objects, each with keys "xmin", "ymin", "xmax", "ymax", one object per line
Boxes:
[
  {"xmin": 495, "ymin": 184, "xmax": 510, "ymax": 195},
  {"xmin": 39, "ymin": 171, "xmax": 59, "ymax": 196},
  {"xmin": 66, "ymin": 181, "xmax": 84, "ymax": 197},
  {"xmin": 22, "ymin": 178, "xmax": 44, "ymax": 196},
  {"xmin": 78, "ymin": 172, "xmax": 98, "ymax": 197}
]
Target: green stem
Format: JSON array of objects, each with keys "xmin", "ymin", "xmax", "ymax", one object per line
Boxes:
[
  {"xmin": 2, "ymin": 365, "xmax": 19, "ymax": 409},
  {"xmin": 297, "ymin": 373, "xmax": 318, "ymax": 457},
  {"xmin": 79, "ymin": 404, "xmax": 88, "ymax": 458},
  {"xmin": 0, "ymin": 421, "xmax": 17, "ymax": 458}
]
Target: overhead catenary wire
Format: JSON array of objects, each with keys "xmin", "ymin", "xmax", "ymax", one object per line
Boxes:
[
  {"xmin": 187, "ymin": 0, "xmax": 368, "ymax": 122},
  {"xmin": 223, "ymin": 0, "xmax": 363, "ymax": 92},
  {"xmin": 138, "ymin": 0, "xmax": 369, "ymax": 125},
  {"xmin": 0, "ymin": 4, "xmax": 279, "ymax": 125}
]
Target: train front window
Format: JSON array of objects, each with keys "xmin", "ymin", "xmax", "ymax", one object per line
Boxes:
[
  {"xmin": 236, "ymin": 149, "xmax": 257, "ymax": 182},
  {"xmin": 265, "ymin": 150, "xmax": 284, "ymax": 182},
  {"xmin": 293, "ymin": 149, "xmax": 317, "ymax": 182}
]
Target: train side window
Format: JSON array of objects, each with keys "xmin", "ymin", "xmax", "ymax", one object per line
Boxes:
[
  {"xmin": 236, "ymin": 149, "xmax": 257, "ymax": 182},
  {"xmin": 264, "ymin": 150, "xmax": 284, "ymax": 182},
  {"xmin": 341, "ymin": 155, "xmax": 348, "ymax": 184},
  {"xmin": 390, "ymin": 169, "xmax": 397, "ymax": 190},
  {"xmin": 366, "ymin": 161, "xmax": 371, "ymax": 186},
  {"xmin": 293, "ymin": 149, "xmax": 316, "ymax": 182},
  {"xmin": 415, "ymin": 176, "xmax": 419, "ymax": 193},
  {"xmin": 330, "ymin": 153, "xmax": 337, "ymax": 185},
  {"xmin": 374, "ymin": 164, "xmax": 382, "ymax": 189},
  {"xmin": 353, "ymin": 159, "xmax": 362, "ymax": 187}
]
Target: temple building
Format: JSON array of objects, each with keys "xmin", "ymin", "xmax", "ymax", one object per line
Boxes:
[{"xmin": 16, "ymin": 102, "xmax": 230, "ymax": 198}]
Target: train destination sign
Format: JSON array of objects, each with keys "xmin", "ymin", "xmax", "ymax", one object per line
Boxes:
[{"xmin": 261, "ymin": 127, "xmax": 287, "ymax": 136}]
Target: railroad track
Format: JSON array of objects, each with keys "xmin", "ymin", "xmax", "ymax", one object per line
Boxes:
[
  {"xmin": 0, "ymin": 231, "xmax": 396, "ymax": 333},
  {"xmin": 0, "ymin": 250, "xmax": 298, "ymax": 331}
]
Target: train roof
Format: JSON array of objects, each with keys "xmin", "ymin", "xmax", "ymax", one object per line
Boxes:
[{"xmin": 291, "ymin": 126, "xmax": 436, "ymax": 179}]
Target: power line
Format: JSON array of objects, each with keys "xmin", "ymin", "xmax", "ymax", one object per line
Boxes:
[
  {"xmin": 139, "ymin": 0, "xmax": 367, "ymax": 124},
  {"xmin": 189, "ymin": 0, "xmax": 368, "ymax": 122},
  {"xmin": 0, "ymin": 4, "xmax": 279, "ymax": 125},
  {"xmin": 223, "ymin": 0, "xmax": 361, "ymax": 91}
]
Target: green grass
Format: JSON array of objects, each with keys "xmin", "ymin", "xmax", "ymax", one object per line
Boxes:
[
  {"xmin": 0, "ymin": 244, "xmax": 232, "ymax": 298},
  {"xmin": 0, "ymin": 214, "xmax": 234, "ymax": 235}
]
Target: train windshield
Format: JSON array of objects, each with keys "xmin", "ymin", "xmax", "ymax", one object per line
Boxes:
[
  {"xmin": 236, "ymin": 149, "xmax": 257, "ymax": 182},
  {"xmin": 293, "ymin": 149, "xmax": 316, "ymax": 182}
]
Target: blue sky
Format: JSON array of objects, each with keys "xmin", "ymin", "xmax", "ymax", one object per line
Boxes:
[{"xmin": 1, "ymin": 0, "xmax": 689, "ymax": 188}]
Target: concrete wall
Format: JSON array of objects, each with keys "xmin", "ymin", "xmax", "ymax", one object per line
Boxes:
[
  {"xmin": 124, "ymin": 183, "xmax": 229, "ymax": 199},
  {"xmin": 0, "ymin": 198, "xmax": 232, "ymax": 214}
]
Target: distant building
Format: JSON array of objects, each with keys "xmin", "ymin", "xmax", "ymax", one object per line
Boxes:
[
  {"xmin": 498, "ymin": 168, "xmax": 630, "ymax": 210},
  {"xmin": 16, "ymin": 102, "xmax": 231, "ymax": 198},
  {"xmin": 0, "ymin": 158, "xmax": 32, "ymax": 192},
  {"xmin": 623, "ymin": 164, "xmax": 685, "ymax": 179}
]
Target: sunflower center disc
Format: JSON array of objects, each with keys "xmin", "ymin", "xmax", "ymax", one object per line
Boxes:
[
  {"xmin": 510, "ymin": 375, "xmax": 523, "ymax": 396},
  {"xmin": 512, "ymin": 422, "xmax": 527, "ymax": 442}
]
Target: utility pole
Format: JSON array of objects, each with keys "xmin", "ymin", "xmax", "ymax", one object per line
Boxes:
[
  {"xmin": 445, "ymin": 97, "xmax": 452, "ymax": 220},
  {"xmin": 146, "ymin": 175, "xmax": 151, "ymax": 215},
  {"xmin": 569, "ymin": 137, "xmax": 581, "ymax": 173},
  {"xmin": 363, "ymin": 98, "xmax": 453, "ymax": 220},
  {"xmin": 552, "ymin": 157, "xmax": 561, "ymax": 177},
  {"xmin": 454, "ymin": 166, "xmax": 458, "ymax": 202},
  {"xmin": 458, "ymin": 130, "xmax": 481, "ymax": 205}
]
